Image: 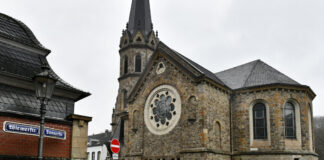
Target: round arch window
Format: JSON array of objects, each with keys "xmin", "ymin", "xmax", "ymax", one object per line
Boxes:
[{"xmin": 144, "ymin": 85, "xmax": 181, "ymax": 135}]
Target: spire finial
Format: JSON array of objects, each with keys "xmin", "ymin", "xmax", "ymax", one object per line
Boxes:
[{"xmin": 127, "ymin": 0, "xmax": 153, "ymax": 37}]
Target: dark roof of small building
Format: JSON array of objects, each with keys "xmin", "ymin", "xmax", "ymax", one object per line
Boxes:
[
  {"xmin": 0, "ymin": 41, "xmax": 89, "ymax": 97},
  {"xmin": 0, "ymin": 12, "xmax": 90, "ymax": 101},
  {"xmin": 127, "ymin": 0, "xmax": 153, "ymax": 38},
  {"xmin": 88, "ymin": 131, "xmax": 111, "ymax": 147},
  {"xmin": 0, "ymin": 84, "xmax": 74, "ymax": 120},
  {"xmin": 215, "ymin": 60, "xmax": 300, "ymax": 90},
  {"xmin": 0, "ymin": 13, "xmax": 50, "ymax": 52}
]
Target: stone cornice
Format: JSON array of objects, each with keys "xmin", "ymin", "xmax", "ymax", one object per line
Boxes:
[
  {"xmin": 233, "ymin": 151, "xmax": 318, "ymax": 156},
  {"xmin": 233, "ymin": 83, "xmax": 316, "ymax": 100},
  {"xmin": 180, "ymin": 147, "xmax": 231, "ymax": 156},
  {"xmin": 118, "ymin": 73, "xmax": 142, "ymax": 81},
  {"xmin": 119, "ymin": 43, "xmax": 155, "ymax": 53}
]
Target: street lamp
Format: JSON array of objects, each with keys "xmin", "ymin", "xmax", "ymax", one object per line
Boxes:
[{"xmin": 34, "ymin": 65, "xmax": 57, "ymax": 160}]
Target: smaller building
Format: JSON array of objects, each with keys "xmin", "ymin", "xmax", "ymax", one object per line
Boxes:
[
  {"xmin": 0, "ymin": 12, "xmax": 92, "ymax": 160},
  {"xmin": 87, "ymin": 130, "xmax": 111, "ymax": 160}
]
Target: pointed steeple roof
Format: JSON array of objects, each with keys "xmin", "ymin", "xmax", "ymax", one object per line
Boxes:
[
  {"xmin": 127, "ymin": 0, "xmax": 153, "ymax": 38},
  {"xmin": 215, "ymin": 60, "xmax": 300, "ymax": 90}
]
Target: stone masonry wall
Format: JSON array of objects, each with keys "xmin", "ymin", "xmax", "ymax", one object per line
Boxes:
[
  {"xmin": 198, "ymin": 83, "xmax": 231, "ymax": 153},
  {"xmin": 231, "ymin": 88, "xmax": 317, "ymax": 159},
  {"xmin": 126, "ymin": 56, "xmax": 198, "ymax": 158},
  {"xmin": 121, "ymin": 54, "xmax": 232, "ymax": 159}
]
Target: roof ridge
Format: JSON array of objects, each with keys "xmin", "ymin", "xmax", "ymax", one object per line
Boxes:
[
  {"xmin": 258, "ymin": 60, "xmax": 300, "ymax": 85},
  {"xmin": 159, "ymin": 42, "xmax": 226, "ymax": 86},
  {"xmin": 242, "ymin": 60, "xmax": 260, "ymax": 87},
  {"xmin": 215, "ymin": 59, "xmax": 260, "ymax": 74}
]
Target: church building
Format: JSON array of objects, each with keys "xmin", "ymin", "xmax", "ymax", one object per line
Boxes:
[{"xmin": 110, "ymin": 0, "xmax": 318, "ymax": 160}]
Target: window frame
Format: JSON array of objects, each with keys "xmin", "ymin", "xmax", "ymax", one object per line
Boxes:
[
  {"xmin": 92, "ymin": 152, "xmax": 95, "ymax": 160},
  {"xmin": 97, "ymin": 151, "xmax": 101, "ymax": 160},
  {"xmin": 284, "ymin": 102, "xmax": 296, "ymax": 139},
  {"xmin": 253, "ymin": 103, "xmax": 268, "ymax": 140}
]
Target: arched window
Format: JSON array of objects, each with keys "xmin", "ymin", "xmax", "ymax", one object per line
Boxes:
[
  {"xmin": 124, "ymin": 56, "xmax": 128, "ymax": 74},
  {"xmin": 97, "ymin": 151, "xmax": 101, "ymax": 160},
  {"xmin": 215, "ymin": 121, "xmax": 221, "ymax": 149},
  {"xmin": 253, "ymin": 103, "xmax": 267, "ymax": 139},
  {"xmin": 284, "ymin": 102, "xmax": 296, "ymax": 139},
  {"xmin": 135, "ymin": 55, "xmax": 142, "ymax": 72}
]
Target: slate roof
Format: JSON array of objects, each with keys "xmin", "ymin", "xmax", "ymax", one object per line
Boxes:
[
  {"xmin": 215, "ymin": 60, "xmax": 301, "ymax": 90},
  {"xmin": 127, "ymin": 0, "xmax": 153, "ymax": 38},
  {"xmin": 0, "ymin": 13, "xmax": 49, "ymax": 52},
  {"xmin": 0, "ymin": 84, "xmax": 74, "ymax": 119},
  {"xmin": 0, "ymin": 41, "xmax": 88, "ymax": 97},
  {"xmin": 158, "ymin": 42, "xmax": 226, "ymax": 86},
  {"xmin": 0, "ymin": 12, "xmax": 90, "ymax": 100},
  {"xmin": 88, "ymin": 131, "xmax": 111, "ymax": 147}
]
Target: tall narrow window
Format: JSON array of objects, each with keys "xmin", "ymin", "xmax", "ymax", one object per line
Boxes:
[
  {"xmin": 123, "ymin": 90, "xmax": 127, "ymax": 108},
  {"xmin": 97, "ymin": 151, "xmax": 101, "ymax": 160},
  {"xmin": 92, "ymin": 152, "xmax": 95, "ymax": 160},
  {"xmin": 308, "ymin": 104, "xmax": 313, "ymax": 150},
  {"xmin": 124, "ymin": 56, "xmax": 128, "ymax": 74},
  {"xmin": 133, "ymin": 110, "xmax": 140, "ymax": 130},
  {"xmin": 284, "ymin": 102, "xmax": 296, "ymax": 139},
  {"xmin": 253, "ymin": 103, "xmax": 267, "ymax": 139},
  {"xmin": 120, "ymin": 119, "xmax": 125, "ymax": 144},
  {"xmin": 135, "ymin": 55, "xmax": 142, "ymax": 72},
  {"xmin": 215, "ymin": 121, "xmax": 221, "ymax": 149}
]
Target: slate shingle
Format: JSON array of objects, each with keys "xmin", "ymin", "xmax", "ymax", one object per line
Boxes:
[
  {"xmin": 0, "ymin": 13, "xmax": 49, "ymax": 51},
  {"xmin": 215, "ymin": 60, "xmax": 300, "ymax": 90}
]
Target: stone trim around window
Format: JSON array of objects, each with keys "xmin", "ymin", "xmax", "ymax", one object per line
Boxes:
[
  {"xmin": 249, "ymin": 99, "xmax": 271, "ymax": 148},
  {"xmin": 283, "ymin": 99, "xmax": 302, "ymax": 150},
  {"xmin": 144, "ymin": 85, "xmax": 181, "ymax": 135}
]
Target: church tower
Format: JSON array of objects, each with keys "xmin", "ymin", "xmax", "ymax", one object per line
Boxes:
[{"xmin": 111, "ymin": 0, "xmax": 158, "ymax": 148}]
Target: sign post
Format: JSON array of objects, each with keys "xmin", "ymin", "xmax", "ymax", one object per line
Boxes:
[{"xmin": 110, "ymin": 139, "xmax": 120, "ymax": 160}]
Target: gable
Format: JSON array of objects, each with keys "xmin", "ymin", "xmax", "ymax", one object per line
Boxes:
[{"xmin": 128, "ymin": 42, "xmax": 229, "ymax": 102}]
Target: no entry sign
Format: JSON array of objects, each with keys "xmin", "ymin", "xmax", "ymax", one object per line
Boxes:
[{"xmin": 110, "ymin": 139, "xmax": 120, "ymax": 153}]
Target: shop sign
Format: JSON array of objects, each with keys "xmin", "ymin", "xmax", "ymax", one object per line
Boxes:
[{"xmin": 3, "ymin": 121, "xmax": 66, "ymax": 140}]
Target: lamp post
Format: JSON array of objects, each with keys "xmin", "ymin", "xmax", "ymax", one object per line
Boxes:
[{"xmin": 34, "ymin": 65, "xmax": 57, "ymax": 160}]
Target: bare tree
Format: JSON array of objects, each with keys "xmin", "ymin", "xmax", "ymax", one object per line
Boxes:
[{"xmin": 314, "ymin": 116, "xmax": 324, "ymax": 160}]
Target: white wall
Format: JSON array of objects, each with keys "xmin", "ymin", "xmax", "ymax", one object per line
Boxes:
[{"xmin": 87, "ymin": 145, "xmax": 108, "ymax": 160}]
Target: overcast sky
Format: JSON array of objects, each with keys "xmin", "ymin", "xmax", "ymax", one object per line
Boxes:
[{"xmin": 1, "ymin": 0, "xmax": 324, "ymax": 134}]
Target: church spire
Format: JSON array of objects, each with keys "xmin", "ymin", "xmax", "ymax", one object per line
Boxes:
[{"xmin": 127, "ymin": 0, "xmax": 153, "ymax": 38}]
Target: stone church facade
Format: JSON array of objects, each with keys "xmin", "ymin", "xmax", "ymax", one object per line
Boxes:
[{"xmin": 110, "ymin": 0, "xmax": 318, "ymax": 160}]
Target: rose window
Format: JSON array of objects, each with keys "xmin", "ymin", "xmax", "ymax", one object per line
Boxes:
[{"xmin": 144, "ymin": 85, "xmax": 181, "ymax": 135}]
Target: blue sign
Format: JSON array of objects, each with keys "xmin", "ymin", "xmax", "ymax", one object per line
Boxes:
[
  {"xmin": 4, "ymin": 122, "xmax": 39, "ymax": 136},
  {"xmin": 3, "ymin": 121, "xmax": 66, "ymax": 140},
  {"xmin": 44, "ymin": 128, "xmax": 65, "ymax": 139}
]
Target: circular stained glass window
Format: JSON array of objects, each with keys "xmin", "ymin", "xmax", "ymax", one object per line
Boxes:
[{"xmin": 144, "ymin": 85, "xmax": 181, "ymax": 135}]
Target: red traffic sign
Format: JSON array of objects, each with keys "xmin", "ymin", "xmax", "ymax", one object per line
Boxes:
[{"xmin": 110, "ymin": 139, "xmax": 120, "ymax": 153}]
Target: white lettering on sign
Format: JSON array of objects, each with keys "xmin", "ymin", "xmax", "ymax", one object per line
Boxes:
[{"xmin": 3, "ymin": 121, "xmax": 66, "ymax": 140}]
